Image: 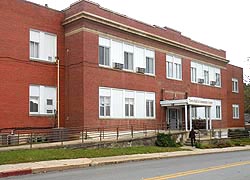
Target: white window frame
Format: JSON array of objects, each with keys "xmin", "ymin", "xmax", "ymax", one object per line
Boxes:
[
  {"xmin": 146, "ymin": 100, "xmax": 154, "ymax": 117},
  {"xmin": 29, "ymin": 29, "xmax": 57, "ymax": 63},
  {"xmin": 204, "ymin": 70, "xmax": 209, "ymax": 85},
  {"xmin": 99, "ymin": 46, "xmax": 110, "ymax": 66},
  {"xmin": 30, "ymin": 96, "xmax": 39, "ymax": 114},
  {"xmin": 124, "ymin": 51, "xmax": 134, "ymax": 71},
  {"xmin": 215, "ymin": 73, "xmax": 221, "ymax": 87},
  {"xmin": 146, "ymin": 57, "xmax": 154, "ymax": 74},
  {"xmin": 29, "ymin": 85, "xmax": 56, "ymax": 116},
  {"xmin": 125, "ymin": 98, "xmax": 134, "ymax": 117},
  {"xmin": 99, "ymin": 96, "xmax": 111, "ymax": 117},
  {"xmin": 191, "ymin": 67, "xmax": 197, "ymax": 83},
  {"xmin": 232, "ymin": 104, "xmax": 239, "ymax": 119},
  {"xmin": 166, "ymin": 55, "xmax": 182, "ymax": 80},
  {"xmin": 215, "ymin": 105, "xmax": 221, "ymax": 119},
  {"xmin": 192, "ymin": 107, "xmax": 197, "ymax": 119},
  {"xmin": 232, "ymin": 78, "xmax": 239, "ymax": 93},
  {"xmin": 99, "ymin": 87, "xmax": 155, "ymax": 119}
]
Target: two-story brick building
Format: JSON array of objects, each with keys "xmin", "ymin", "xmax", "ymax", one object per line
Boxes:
[{"xmin": 0, "ymin": 0, "xmax": 244, "ymax": 131}]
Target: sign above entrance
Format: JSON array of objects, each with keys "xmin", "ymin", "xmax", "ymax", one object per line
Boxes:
[
  {"xmin": 187, "ymin": 97, "xmax": 213, "ymax": 107},
  {"xmin": 160, "ymin": 97, "xmax": 213, "ymax": 107}
]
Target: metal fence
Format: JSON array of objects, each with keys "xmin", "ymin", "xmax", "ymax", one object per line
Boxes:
[{"xmin": 0, "ymin": 124, "xmax": 168, "ymax": 148}]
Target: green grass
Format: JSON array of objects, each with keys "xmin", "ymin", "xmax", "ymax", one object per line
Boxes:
[
  {"xmin": 231, "ymin": 138, "xmax": 250, "ymax": 146},
  {"xmin": 0, "ymin": 146, "xmax": 185, "ymax": 165},
  {"xmin": 196, "ymin": 138, "xmax": 250, "ymax": 149}
]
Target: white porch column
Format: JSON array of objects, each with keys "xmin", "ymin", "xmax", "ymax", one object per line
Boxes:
[
  {"xmin": 206, "ymin": 107, "xmax": 209, "ymax": 130},
  {"xmin": 189, "ymin": 105, "xmax": 192, "ymax": 130},
  {"xmin": 185, "ymin": 104, "xmax": 188, "ymax": 131},
  {"xmin": 209, "ymin": 107, "xmax": 212, "ymax": 130}
]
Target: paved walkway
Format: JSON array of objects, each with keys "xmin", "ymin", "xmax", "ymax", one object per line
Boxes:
[{"xmin": 0, "ymin": 145, "xmax": 249, "ymax": 178}]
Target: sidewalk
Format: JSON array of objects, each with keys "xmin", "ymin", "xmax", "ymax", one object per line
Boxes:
[{"xmin": 0, "ymin": 145, "xmax": 249, "ymax": 178}]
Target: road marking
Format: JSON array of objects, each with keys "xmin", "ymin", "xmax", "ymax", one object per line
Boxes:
[{"xmin": 144, "ymin": 161, "xmax": 250, "ymax": 180}]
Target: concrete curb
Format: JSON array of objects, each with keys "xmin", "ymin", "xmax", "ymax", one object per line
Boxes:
[{"xmin": 0, "ymin": 146, "xmax": 249, "ymax": 178}]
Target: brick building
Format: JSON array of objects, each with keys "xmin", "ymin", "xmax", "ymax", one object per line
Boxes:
[{"xmin": 0, "ymin": 0, "xmax": 244, "ymax": 131}]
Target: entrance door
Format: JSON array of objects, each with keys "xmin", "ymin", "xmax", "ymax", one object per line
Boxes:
[{"xmin": 168, "ymin": 109, "xmax": 179, "ymax": 130}]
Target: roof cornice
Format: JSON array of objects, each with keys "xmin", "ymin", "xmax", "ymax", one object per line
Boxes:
[{"xmin": 63, "ymin": 11, "xmax": 229, "ymax": 63}]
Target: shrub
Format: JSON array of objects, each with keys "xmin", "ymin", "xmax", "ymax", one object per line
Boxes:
[{"xmin": 155, "ymin": 133, "xmax": 177, "ymax": 147}]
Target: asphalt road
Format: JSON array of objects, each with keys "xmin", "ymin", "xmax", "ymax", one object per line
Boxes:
[{"xmin": 4, "ymin": 151, "xmax": 250, "ymax": 180}]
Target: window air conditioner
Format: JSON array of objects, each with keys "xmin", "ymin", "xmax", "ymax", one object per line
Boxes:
[
  {"xmin": 113, "ymin": 62, "xmax": 123, "ymax": 70},
  {"xmin": 46, "ymin": 105, "xmax": 54, "ymax": 114},
  {"xmin": 198, "ymin": 78, "xmax": 204, "ymax": 84},
  {"xmin": 136, "ymin": 67, "xmax": 145, "ymax": 74},
  {"xmin": 210, "ymin": 81, "xmax": 216, "ymax": 86}
]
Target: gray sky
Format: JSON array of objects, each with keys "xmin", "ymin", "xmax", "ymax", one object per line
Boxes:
[{"xmin": 28, "ymin": 0, "xmax": 250, "ymax": 79}]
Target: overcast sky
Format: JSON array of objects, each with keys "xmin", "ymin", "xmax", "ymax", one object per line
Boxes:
[{"xmin": 28, "ymin": 0, "xmax": 250, "ymax": 78}]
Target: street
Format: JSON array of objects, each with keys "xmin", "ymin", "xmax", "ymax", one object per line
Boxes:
[{"xmin": 4, "ymin": 151, "xmax": 250, "ymax": 180}]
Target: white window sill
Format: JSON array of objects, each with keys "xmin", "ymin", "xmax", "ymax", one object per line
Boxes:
[
  {"xmin": 166, "ymin": 77, "xmax": 182, "ymax": 81},
  {"xmin": 99, "ymin": 117, "xmax": 156, "ymax": 120},
  {"xmin": 191, "ymin": 82, "xmax": 221, "ymax": 88},
  {"xmin": 99, "ymin": 65, "xmax": 155, "ymax": 77},
  {"xmin": 99, "ymin": 64, "xmax": 111, "ymax": 68},
  {"xmin": 232, "ymin": 91, "xmax": 239, "ymax": 93},
  {"xmin": 233, "ymin": 117, "xmax": 240, "ymax": 120},
  {"xmin": 30, "ymin": 58, "xmax": 56, "ymax": 64},
  {"xmin": 29, "ymin": 114, "xmax": 55, "ymax": 117}
]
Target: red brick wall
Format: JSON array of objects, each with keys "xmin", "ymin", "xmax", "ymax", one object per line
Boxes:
[
  {"xmin": 226, "ymin": 64, "xmax": 244, "ymax": 128},
  {"xmin": 0, "ymin": 0, "xmax": 65, "ymax": 129}
]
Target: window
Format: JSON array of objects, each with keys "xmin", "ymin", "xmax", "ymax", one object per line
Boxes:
[
  {"xmin": 146, "ymin": 57, "xmax": 154, "ymax": 74},
  {"xmin": 30, "ymin": 41, "xmax": 39, "ymax": 59},
  {"xmin": 192, "ymin": 107, "xmax": 197, "ymax": 119},
  {"xmin": 99, "ymin": 46, "xmax": 110, "ymax": 66},
  {"xmin": 232, "ymin": 78, "xmax": 239, "ymax": 93},
  {"xmin": 124, "ymin": 52, "xmax": 133, "ymax": 70},
  {"xmin": 167, "ymin": 61, "xmax": 173, "ymax": 77},
  {"xmin": 215, "ymin": 73, "xmax": 221, "ymax": 86},
  {"xmin": 29, "ymin": 29, "xmax": 57, "ymax": 62},
  {"xmin": 204, "ymin": 70, "xmax": 209, "ymax": 85},
  {"xmin": 166, "ymin": 55, "xmax": 182, "ymax": 80},
  {"xmin": 29, "ymin": 85, "xmax": 56, "ymax": 115},
  {"xmin": 125, "ymin": 98, "xmax": 134, "ymax": 117},
  {"xmin": 146, "ymin": 100, "xmax": 154, "ymax": 117},
  {"xmin": 216, "ymin": 105, "xmax": 221, "ymax": 119},
  {"xmin": 191, "ymin": 67, "xmax": 197, "ymax": 82},
  {"xmin": 232, "ymin": 104, "xmax": 239, "ymax": 119},
  {"xmin": 99, "ymin": 96, "xmax": 111, "ymax": 117},
  {"xmin": 30, "ymin": 97, "xmax": 39, "ymax": 113},
  {"xmin": 205, "ymin": 107, "xmax": 210, "ymax": 118}
]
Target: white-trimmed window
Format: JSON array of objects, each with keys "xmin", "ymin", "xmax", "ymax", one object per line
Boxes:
[
  {"xmin": 166, "ymin": 55, "xmax": 182, "ymax": 80},
  {"xmin": 192, "ymin": 107, "xmax": 197, "ymax": 119},
  {"xmin": 99, "ymin": 87, "xmax": 155, "ymax": 119},
  {"xmin": 99, "ymin": 37, "xmax": 110, "ymax": 66},
  {"xmin": 146, "ymin": 57, "xmax": 154, "ymax": 74},
  {"xmin": 191, "ymin": 67, "xmax": 197, "ymax": 82},
  {"xmin": 146, "ymin": 100, "xmax": 154, "ymax": 117},
  {"xmin": 215, "ymin": 73, "xmax": 221, "ymax": 86},
  {"xmin": 125, "ymin": 98, "xmax": 134, "ymax": 117},
  {"xmin": 204, "ymin": 70, "xmax": 209, "ymax": 85},
  {"xmin": 232, "ymin": 78, "xmax": 239, "ymax": 93},
  {"xmin": 232, "ymin": 104, "xmax": 239, "ymax": 119},
  {"xmin": 216, "ymin": 105, "xmax": 221, "ymax": 119},
  {"xmin": 29, "ymin": 85, "xmax": 56, "ymax": 115},
  {"xmin": 99, "ymin": 47, "xmax": 110, "ymax": 66},
  {"xmin": 29, "ymin": 29, "xmax": 57, "ymax": 62},
  {"xmin": 124, "ymin": 52, "xmax": 133, "ymax": 70},
  {"xmin": 99, "ymin": 96, "xmax": 111, "ymax": 117}
]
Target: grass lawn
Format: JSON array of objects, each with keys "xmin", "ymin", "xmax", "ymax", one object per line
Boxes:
[{"xmin": 0, "ymin": 146, "xmax": 186, "ymax": 165}]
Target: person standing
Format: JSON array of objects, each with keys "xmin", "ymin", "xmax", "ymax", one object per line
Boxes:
[{"xmin": 189, "ymin": 128, "xmax": 196, "ymax": 147}]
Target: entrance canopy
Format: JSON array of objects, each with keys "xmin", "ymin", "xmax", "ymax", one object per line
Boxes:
[{"xmin": 160, "ymin": 97, "xmax": 213, "ymax": 107}]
